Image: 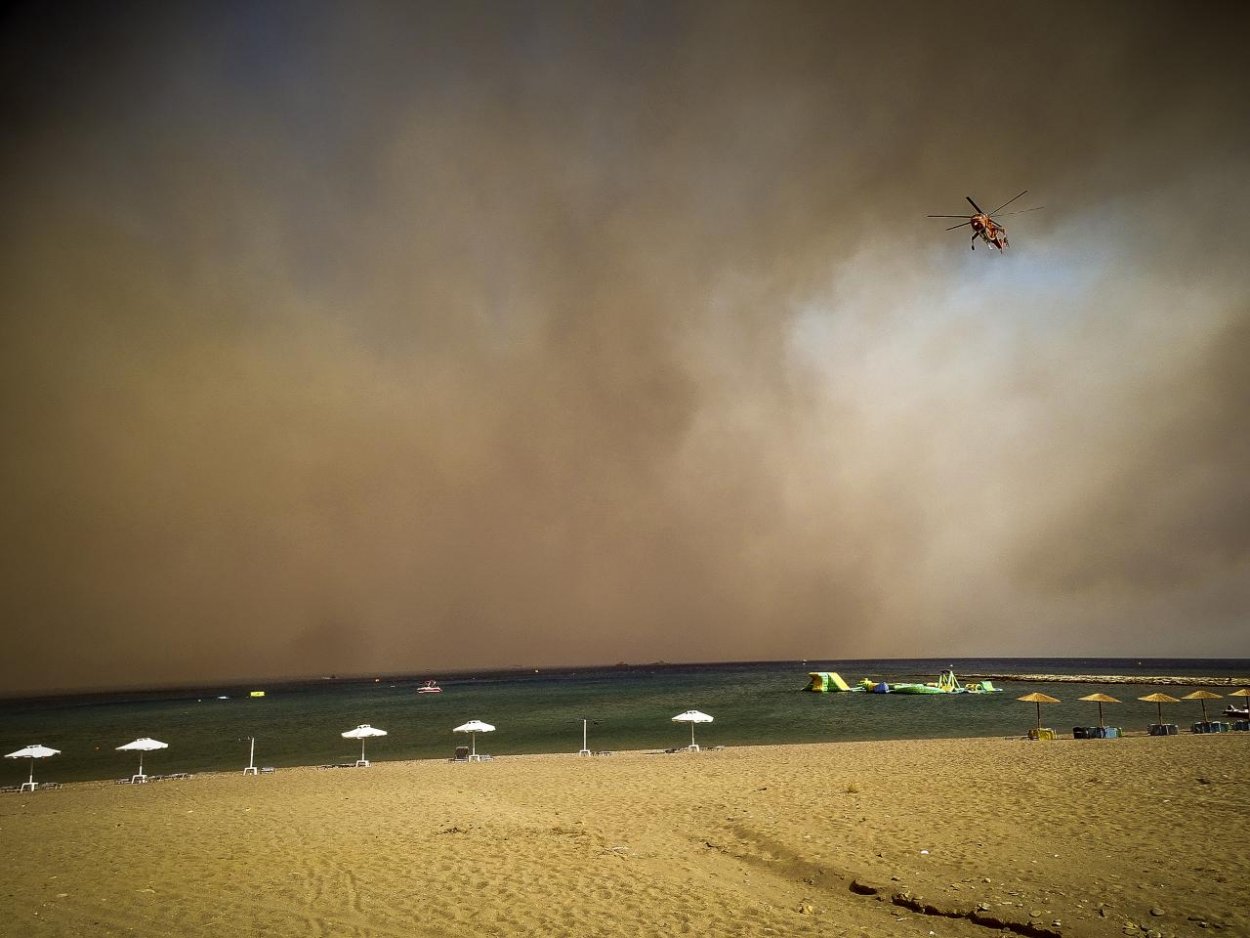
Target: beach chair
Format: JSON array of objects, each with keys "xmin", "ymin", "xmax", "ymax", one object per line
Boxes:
[
  {"xmin": 451, "ymin": 746, "xmax": 471, "ymax": 763},
  {"xmin": 1027, "ymin": 727, "xmax": 1056, "ymax": 740}
]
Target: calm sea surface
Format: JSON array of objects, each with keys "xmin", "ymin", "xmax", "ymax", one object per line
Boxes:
[{"xmin": 3, "ymin": 658, "xmax": 1248, "ymax": 784}]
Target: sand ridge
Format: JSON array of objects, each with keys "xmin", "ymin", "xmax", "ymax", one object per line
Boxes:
[{"xmin": 3, "ymin": 735, "xmax": 1247, "ymax": 937}]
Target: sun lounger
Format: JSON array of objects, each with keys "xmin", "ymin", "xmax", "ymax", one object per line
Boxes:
[
  {"xmin": 1027, "ymin": 727, "xmax": 1056, "ymax": 740},
  {"xmin": 1191, "ymin": 721, "xmax": 1229, "ymax": 734},
  {"xmin": 451, "ymin": 746, "xmax": 471, "ymax": 763},
  {"xmin": 1149, "ymin": 723, "xmax": 1179, "ymax": 736}
]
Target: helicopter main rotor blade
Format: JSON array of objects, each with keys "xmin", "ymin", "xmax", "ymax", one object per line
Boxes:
[
  {"xmin": 966, "ymin": 196, "xmax": 985, "ymax": 214},
  {"xmin": 988, "ymin": 190, "xmax": 1028, "ymax": 215},
  {"xmin": 927, "ymin": 214, "xmax": 971, "ymax": 219},
  {"xmin": 945, "ymin": 222, "xmax": 972, "ymax": 231},
  {"xmin": 995, "ymin": 206, "xmax": 1044, "ymax": 217}
]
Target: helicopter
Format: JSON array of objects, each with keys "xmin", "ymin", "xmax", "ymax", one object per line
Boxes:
[{"xmin": 928, "ymin": 191, "xmax": 1041, "ymax": 251}]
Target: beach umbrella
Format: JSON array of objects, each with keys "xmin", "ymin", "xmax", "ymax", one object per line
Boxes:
[
  {"xmin": 5, "ymin": 744, "xmax": 60, "ymax": 791},
  {"xmin": 453, "ymin": 720, "xmax": 495, "ymax": 759},
  {"xmin": 341, "ymin": 725, "xmax": 387, "ymax": 766},
  {"xmin": 1138, "ymin": 692, "xmax": 1180, "ymax": 725},
  {"xmin": 1079, "ymin": 692, "xmax": 1121, "ymax": 728},
  {"xmin": 672, "ymin": 710, "xmax": 713, "ymax": 750},
  {"xmin": 1016, "ymin": 693, "xmax": 1060, "ymax": 731},
  {"xmin": 1181, "ymin": 689, "xmax": 1222, "ymax": 722},
  {"xmin": 572, "ymin": 717, "xmax": 600, "ymax": 757},
  {"xmin": 116, "ymin": 738, "xmax": 168, "ymax": 780}
]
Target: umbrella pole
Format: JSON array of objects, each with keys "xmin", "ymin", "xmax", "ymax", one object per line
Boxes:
[
  {"xmin": 29, "ymin": 758, "xmax": 35, "ymax": 787},
  {"xmin": 691, "ymin": 723, "xmax": 696, "ymax": 749},
  {"xmin": 471, "ymin": 733, "xmax": 476, "ymax": 758},
  {"xmin": 1036, "ymin": 701, "xmax": 1042, "ymax": 730},
  {"xmin": 1098, "ymin": 702, "xmax": 1104, "ymax": 727},
  {"xmin": 361, "ymin": 739, "xmax": 367, "ymax": 764}
]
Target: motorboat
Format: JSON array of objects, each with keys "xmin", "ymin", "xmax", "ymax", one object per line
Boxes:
[{"xmin": 417, "ymin": 680, "xmax": 443, "ymax": 694}]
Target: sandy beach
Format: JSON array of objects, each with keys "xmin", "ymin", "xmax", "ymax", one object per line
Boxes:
[{"xmin": 3, "ymin": 734, "xmax": 1246, "ymax": 938}]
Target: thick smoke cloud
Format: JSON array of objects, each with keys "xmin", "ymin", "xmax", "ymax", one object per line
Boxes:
[{"xmin": 2, "ymin": 2, "xmax": 1247, "ymax": 694}]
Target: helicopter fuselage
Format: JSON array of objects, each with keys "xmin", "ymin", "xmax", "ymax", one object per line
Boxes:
[{"xmin": 970, "ymin": 214, "xmax": 1007, "ymax": 250}]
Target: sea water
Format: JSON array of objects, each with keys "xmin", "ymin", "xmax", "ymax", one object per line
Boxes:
[{"xmin": 3, "ymin": 658, "xmax": 1247, "ymax": 784}]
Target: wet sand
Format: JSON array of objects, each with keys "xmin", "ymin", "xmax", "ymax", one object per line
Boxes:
[{"xmin": 3, "ymin": 734, "xmax": 1246, "ymax": 937}]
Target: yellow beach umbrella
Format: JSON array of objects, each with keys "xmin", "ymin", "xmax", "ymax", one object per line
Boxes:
[
  {"xmin": 1182, "ymin": 689, "xmax": 1222, "ymax": 722},
  {"xmin": 1079, "ymin": 692, "xmax": 1120, "ymax": 727},
  {"xmin": 1017, "ymin": 692, "xmax": 1060, "ymax": 730},
  {"xmin": 1138, "ymin": 692, "xmax": 1180, "ymax": 724}
]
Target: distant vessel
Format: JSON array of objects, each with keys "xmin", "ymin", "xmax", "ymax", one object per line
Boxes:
[
  {"xmin": 249, "ymin": 690, "xmax": 266, "ymax": 698},
  {"xmin": 417, "ymin": 680, "xmax": 443, "ymax": 694},
  {"xmin": 1224, "ymin": 705, "xmax": 1248, "ymax": 719}
]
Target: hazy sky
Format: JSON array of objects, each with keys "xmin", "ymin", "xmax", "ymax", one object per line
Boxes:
[{"xmin": 2, "ymin": 2, "xmax": 1247, "ymax": 694}]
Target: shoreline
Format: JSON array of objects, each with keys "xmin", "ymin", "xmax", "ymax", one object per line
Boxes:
[{"xmin": 11, "ymin": 723, "xmax": 1235, "ymax": 796}]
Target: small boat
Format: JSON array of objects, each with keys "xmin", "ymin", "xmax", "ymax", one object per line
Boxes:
[
  {"xmin": 1223, "ymin": 705, "xmax": 1248, "ymax": 719},
  {"xmin": 417, "ymin": 680, "xmax": 443, "ymax": 694}
]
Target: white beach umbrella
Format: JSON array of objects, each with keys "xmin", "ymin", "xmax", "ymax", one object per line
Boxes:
[
  {"xmin": 341, "ymin": 724, "xmax": 387, "ymax": 765},
  {"xmin": 5, "ymin": 744, "xmax": 60, "ymax": 791},
  {"xmin": 453, "ymin": 720, "xmax": 495, "ymax": 759},
  {"xmin": 672, "ymin": 710, "xmax": 713, "ymax": 750},
  {"xmin": 116, "ymin": 738, "xmax": 168, "ymax": 779}
]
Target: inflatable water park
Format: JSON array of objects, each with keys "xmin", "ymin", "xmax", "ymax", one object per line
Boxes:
[{"xmin": 804, "ymin": 668, "xmax": 1001, "ymax": 695}]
